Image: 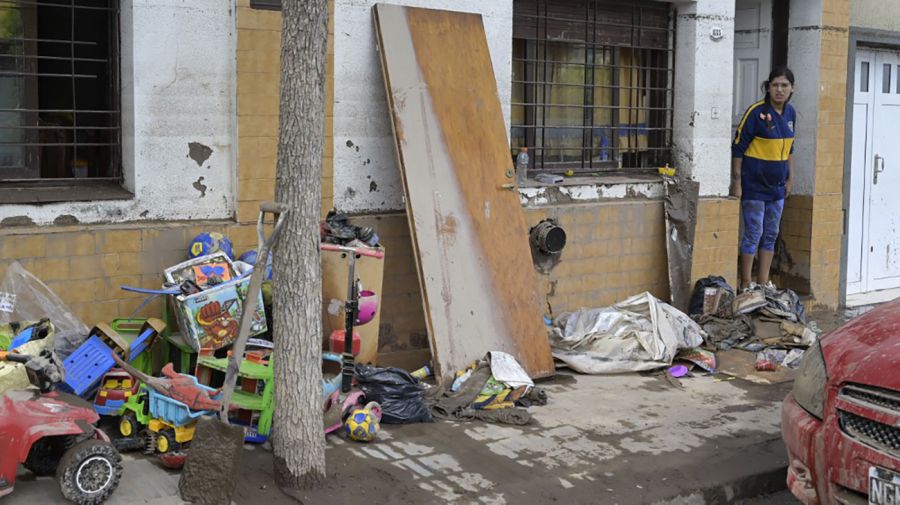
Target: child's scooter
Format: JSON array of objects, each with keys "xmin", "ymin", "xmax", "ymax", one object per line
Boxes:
[{"xmin": 319, "ymin": 243, "xmax": 384, "ymax": 433}]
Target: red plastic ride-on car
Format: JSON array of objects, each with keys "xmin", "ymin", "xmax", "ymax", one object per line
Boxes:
[
  {"xmin": 0, "ymin": 350, "xmax": 122, "ymax": 504},
  {"xmin": 781, "ymin": 298, "xmax": 900, "ymax": 505}
]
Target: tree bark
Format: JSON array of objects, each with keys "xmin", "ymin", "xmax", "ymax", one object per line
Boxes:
[{"xmin": 272, "ymin": 0, "xmax": 328, "ymax": 495}]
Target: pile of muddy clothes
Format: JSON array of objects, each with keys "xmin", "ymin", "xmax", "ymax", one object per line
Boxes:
[
  {"xmin": 688, "ymin": 276, "xmax": 818, "ymax": 368},
  {"xmin": 427, "ymin": 351, "xmax": 547, "ymax": 426}
]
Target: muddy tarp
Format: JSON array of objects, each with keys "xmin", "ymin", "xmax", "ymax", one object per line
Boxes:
[
  {"xmin": 550, "ymin": 292, "xmax": 706, "ymax": 374},
  {"xmin": 663, "ymin": 177, "xmax": 700, "ymax": 312}
]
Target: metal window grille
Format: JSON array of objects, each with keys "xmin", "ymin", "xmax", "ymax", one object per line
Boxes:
[
  {"xmin": 250, "ymin": 0, "xmax": 281, "ymax": 11},
  {"xmin": 0, "ymin": 0, "xmax": 120, "ymax": 183},
  {"xmin": 511, "ymin": 0, "xmax": 674, "ymax": 173}
]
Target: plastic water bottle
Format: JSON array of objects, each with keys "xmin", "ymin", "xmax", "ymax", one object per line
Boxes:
[{"xmin": 516, "ymin": 147, "xmax": 529, "ymax": 186}]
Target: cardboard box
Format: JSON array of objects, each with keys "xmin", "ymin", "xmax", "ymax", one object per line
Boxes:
[{"xmin": 165, "ymin": 254, "xmax": 267, "ymax": 352}]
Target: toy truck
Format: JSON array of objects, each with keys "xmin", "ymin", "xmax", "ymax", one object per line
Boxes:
[{"xmin": 116, "ymin": 376, "xmax": 219, "ymax": 455}]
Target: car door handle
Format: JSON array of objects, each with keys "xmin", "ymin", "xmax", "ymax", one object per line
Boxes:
[{"xmin": 874, "ymin": 154, "xmax": 885, "ymax": 184}]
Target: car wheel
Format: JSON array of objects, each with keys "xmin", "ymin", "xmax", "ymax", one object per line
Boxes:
[{"xmin": 56, "ymin": 439, "xmax": 122, "ymax": 505}]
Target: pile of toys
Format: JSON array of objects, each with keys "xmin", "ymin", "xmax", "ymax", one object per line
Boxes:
[{"xmin": 0, "ymin": 224, "xmax": 387, "ymax": 503}]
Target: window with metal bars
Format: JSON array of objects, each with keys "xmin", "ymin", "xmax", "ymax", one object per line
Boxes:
[
  {"xmin": 250, "ymin": 0, "xmax": 281, "ymax": 10},
  {"xmin": 0, "ymin": 0, "xmax": 119, "ymax": 184},
  {"xmin": 511, "ymin": 0, "xmax": 674, "ymax": 174}
]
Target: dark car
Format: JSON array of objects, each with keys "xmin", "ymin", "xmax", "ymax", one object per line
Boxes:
[{"xmin": 782, "ymin": 298, "xmax": 900, "ymax": 504}]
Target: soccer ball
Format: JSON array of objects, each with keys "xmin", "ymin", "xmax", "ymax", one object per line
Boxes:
[
  {"xmin": 238, "ymin": 249, "xmax": 273, "ymax": 280},
  {"xmin": 344, "ymin": 403, "xmax": 381, "ymax": 442},
  {"xmin": 189, "ymin": 232, "xmax": 234, "ymax": 259}
]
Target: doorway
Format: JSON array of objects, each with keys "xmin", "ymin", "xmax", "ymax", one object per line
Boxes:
[{"xmin": 846, "ymin": 48, "xmax": 900, "ymax": 303}]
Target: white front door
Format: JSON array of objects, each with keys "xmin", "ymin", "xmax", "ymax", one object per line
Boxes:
[
  {"xmin": 847, "ymin": 48, "xmax": 900, "ymax": 295},
  {"xmin": 733, "ymin": 0, "xmax": 772, "ymax": 127}
]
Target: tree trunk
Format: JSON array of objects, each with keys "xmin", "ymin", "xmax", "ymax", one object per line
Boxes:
[{"xmin": 272, "ymin": 0, "xmax": 328, "ymax": 495}]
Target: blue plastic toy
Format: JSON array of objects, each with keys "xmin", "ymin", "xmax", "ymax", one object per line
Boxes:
[
  {"xmin": 238, "ymin": 249, "xmax": 273, "ymax": 280},
  {"xmin": 148, "ymin": 379, "xmax": 219, "ymax": 426},
  {"xmin": 59, "ymin": 319, "xmax": 164, "ymax": 398},
  {"xmin": 188, "ymin": 232, "xmax": 234, "ymax": 260}
]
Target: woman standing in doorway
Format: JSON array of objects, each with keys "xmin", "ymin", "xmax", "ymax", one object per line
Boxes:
[{"xmin": 731, "ymin": 67, "xmax": 796, "ymax": 290}]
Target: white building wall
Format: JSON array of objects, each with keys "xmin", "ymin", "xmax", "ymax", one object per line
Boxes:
[
  {"xmin": 851, "ymin": 0, "xmax": 900, "ymax": 31},
  {"xmin": 333, "ymin": 0, "xmax": 739, "ymax": 210},
  {"xmin": 787, "ymin": 0, "xmax": 823, "ymax": 196},
  {"xmin": 0, "ymin": 0, "xmax": 237, "ymax": 226},
  {"xmin": 672, "ymin": 0, "xmax": 736, "ymax": 197},
  {"xmin": 332, "ymin": 0, "xmax": 513, "ymax": 213}
]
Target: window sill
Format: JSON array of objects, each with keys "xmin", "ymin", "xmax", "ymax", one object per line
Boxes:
[
  {"xmin": 518, "ymin": 172, "xmax": 666, "ymax": 206},
  {"xmin": 0, "ymin": 180, "xmax": 134, "ymax": 205},
  {"xmin": 519, "ymin": 171, "xmax": 662, "ymax": 188}
]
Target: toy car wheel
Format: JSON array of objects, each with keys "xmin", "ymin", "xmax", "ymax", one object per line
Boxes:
[
  {"xmin": 118, "ymin": 413, "xmax": 138, "ymax": 439},
  {"xmin": 157, "ymin": 429, "xmax": 177, "ymax": 454},
  {"xmin": 56, "ymin": 439, "xmax": 122, "ymax": 504},
  {"xmin": 143, "ymin": 431, "xmax": 158, "ymax": 455}
]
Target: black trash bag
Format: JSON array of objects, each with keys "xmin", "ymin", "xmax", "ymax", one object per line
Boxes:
[
  {"xmin": 353, "ymin": 364, "xmax": 433, "ymax": 424},
  {"xmin": 688, "ymin": 276, "xmax": 735, "ymax": 316}
]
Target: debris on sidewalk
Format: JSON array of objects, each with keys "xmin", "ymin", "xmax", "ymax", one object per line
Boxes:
[
  {"xmin": 430, "ymin": 352, "xmax": 542, "ymax": 426},
  {"xmin": 675, "ymin": 347, "xmax": 717, "ymax": 373},
  {"xmin": 354, "ymin": 364, "xmax": 433, "ymax": 424},
  {"xmin": 689, "ymin": 275, "xmax": 735, "ymax": 318},
  {"xmin": 549, "ymin": 292, "xmax": 706, "ymax": 374},
  {"xmin": 685, "ymin": 276, "xmax": 819, "ymax": 380}
]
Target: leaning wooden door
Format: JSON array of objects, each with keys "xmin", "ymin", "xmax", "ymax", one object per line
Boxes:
[{"xmin": 373, "ymin": 4, "xmax": 554, "ymax": 380}]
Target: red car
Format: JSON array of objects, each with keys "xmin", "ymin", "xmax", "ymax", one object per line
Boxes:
[{"xmin": 782, "ymin": 298, "xmax": 900, "ymax": 504}]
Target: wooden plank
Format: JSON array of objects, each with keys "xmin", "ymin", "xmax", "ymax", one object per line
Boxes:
[{"xmin": 373, "ymin": 4, "xmax": 553, "ymax": 382}]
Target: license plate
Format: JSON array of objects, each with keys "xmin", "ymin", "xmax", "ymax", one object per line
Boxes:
[{"xmin": 870, "ymin": 467, "xmax": 900, "ymax": 505}]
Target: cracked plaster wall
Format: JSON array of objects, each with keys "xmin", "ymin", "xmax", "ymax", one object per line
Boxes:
[
  {"xmin": 0, "ymin": 0, "xmax": 237, "ymax": 226},
  {"xmin": 335, "ymin": 0, "xmax": 740, "ymax": 210},
  {"xmin": 332, "ymin": 0, "xmax": 513, "ymax": 213},
  {"xmin": 672, "ymin": 0, "xmax": 736, "ymax": 197}
]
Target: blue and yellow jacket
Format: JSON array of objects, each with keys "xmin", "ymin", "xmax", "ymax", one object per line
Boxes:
[{"xmin": 732, "ymin": 100, "xmax": 795, "ymax": 201}]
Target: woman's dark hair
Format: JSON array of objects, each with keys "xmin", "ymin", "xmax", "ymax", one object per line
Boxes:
[{"xmin": 762, "ymin": 66, "xmax": 795, "ymax": 104}]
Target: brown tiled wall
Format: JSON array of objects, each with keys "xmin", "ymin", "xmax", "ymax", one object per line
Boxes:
[
  {"xmin": 235, "ymin": 0, "xmax": 335, "ymax": 222},
  {"xmin": 777, "ymin": 195, "xmax": 813, "ymax": 293},
  {"xmin": 528, "ymin": 201, "xmax": 671, "ymax": 312},
  {"xmin": 346, "ymin": 196, "xmax": 739, "ymax": 361},
  {"xmin": 809, "ymin": 0, "xmax": 849, "ymax": 309},
  {"xmin": 691, "ymin": 198, "xmax": 740, "ymax": 290},
  {"xmin": 0, "ymin": 222, "xmax": 258, "ymax": 326},
  {"xmin": 0, "ymin": 195, "xmax": 739, "ymax": 362},
  {"xmin": 348, "ymin": 214, "xmax": 429, "ymax": 356}
]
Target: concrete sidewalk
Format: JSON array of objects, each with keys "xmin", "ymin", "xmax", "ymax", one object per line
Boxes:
[{"xmin": 6, "ymin": 371, "xmax": 793, "ymax": 505}]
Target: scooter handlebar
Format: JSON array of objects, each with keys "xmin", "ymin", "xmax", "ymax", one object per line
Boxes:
[{"xmin": 320, "ymin": 243, "xmax": 385, "ymax": 259}]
